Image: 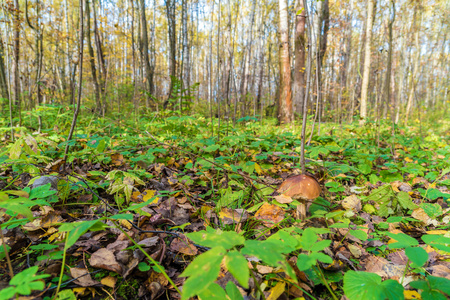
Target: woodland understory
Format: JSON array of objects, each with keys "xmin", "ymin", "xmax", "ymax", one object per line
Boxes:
[{"xmin": 0, "ymin": 0, "xmax": 449, "ymax": 299}]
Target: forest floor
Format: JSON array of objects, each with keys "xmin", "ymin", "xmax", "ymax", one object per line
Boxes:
[{"xmin": 1, "ymin": 112, "xmax": 450, "ymax": 300}]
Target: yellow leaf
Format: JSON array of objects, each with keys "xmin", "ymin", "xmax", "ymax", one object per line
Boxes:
[
  {"xmin": 101, "ymin": 276, "xmax": 117, "ymax": 288},
  {"xmin": 120, "ymin": 219, "xmax": 132, "ymax": 230},
  {"xmin": 404, "ymin": 157, "xmax": 413, "ymax": 163},
  {"xmin": 404, "ymin": 290, "xmax": 421, "ymax": 299},
  {"xmin": 267, "ymin": 282, "xmax": 286, "ymax": 300},
  {"xmin": 254, "ymin": 163, "xmax": 263, "ymax": 175},
  {"xmin": 425, "ymin": 230, "xmax": 448, "ymax": 235}
]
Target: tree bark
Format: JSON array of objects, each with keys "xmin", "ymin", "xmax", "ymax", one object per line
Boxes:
[
  {"xmin": 277, "ymin": 0, "xmax": 293, "ymax": 124},
  {"xmin": 140, "ymin": 0, "xmax": 154, "ymax": 107},
  {"xmin": 0, "ymin": 32, "xmax": 9, "ymax": 104},
  {"xmin": 85, "ymin": 0, "xmax": 102, "ymax": 112},
  {"xmin": 164, "ymin": 0, "xmax": 177, "ymax": 108},
  {"xmin": 293, "ymin": 0, "xmax": 306, "ymax": 116},
  {"xmin": 360, "ymin": 0, "xmax": 375, "ymax": 123},
  {"xmin": 12, "ymin": 0, "xmax": 21, "ymax": 111},
  {"xmin": 240, "ymin": 0, "xmax": 256, "ymax": 117}
]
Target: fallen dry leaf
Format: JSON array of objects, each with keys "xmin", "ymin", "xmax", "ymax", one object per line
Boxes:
[
  {"xmin": 89, "ymin": 248, "xmax": 123, "ymax": 274},
  {"xmin": 70, "ymin": 267, "xmax": 99, "ymax": 287},
  {"xmin": 254, "ymin": 202, "xmax": 285, "ymax": 227}
]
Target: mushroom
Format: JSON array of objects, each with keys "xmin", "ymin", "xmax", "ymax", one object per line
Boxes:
[{"xmin": 276, "ymin": 174, "xmax": 321, "ymax": 220}]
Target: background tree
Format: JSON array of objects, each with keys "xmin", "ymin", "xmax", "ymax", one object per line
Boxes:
[
  {"xmin": 360, "ymin": 0, "xmax": 376, "ymax": 124},
  {"xmin": 277, "ymin": 0, "xmax": 293, "ymax": 124}
]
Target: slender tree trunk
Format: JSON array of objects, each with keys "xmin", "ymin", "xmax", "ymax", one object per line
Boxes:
[
  {"xmin": 12, "ymin": 0, "xmax": 21, "ymax": 112},
  {"xmin": 360, "ymin": 0, "xmax": 375, "ymax": 123},
  {"xmin": 164, "ymin": 0, "xmax": 177, "ymax": 108},
  {"xmin": 293, "ymin": 0, "xmax": 306, "ymax": 116},
  {"xmin": 386, "ymin": 0, "xmax": 395, "ymax": 123},
  {"xmin": 0, "ymin": 32, "xmax": 9, "ymax": 105},
  {"xmin": 25, "ymin": 0, "xmax": 43, "ymax": 107},
  {"xmin": 64, "ymin": 0, "xmax": 85, "ymax": 163},
  {"xmin": 277, "ymin": 0, "xmax": 293, "ymax": 124},
  {"xmin": 405, "ymin": 8, "xmax": 421, "ymax": 125},
  {"xmin": 240, "ymin": 0, "xmax": 256, "ymax": 118},
  {"xmin": 92, "ymin": 0, "xmax": 108, "ymax": 114},
  {"xmin": 85, "ymin": 0, "xmax": 102, "ymax": 112},
  {"xmin": 181, "ymin": 0, "xmax": 190, "ymax": 105},
  {"xmin": 64, "ymin": 0, "xmax": 72, "ymax": 100},
  {"xmin": 139, "ymin": 0, "xmax": 154, "ymax": 109}
]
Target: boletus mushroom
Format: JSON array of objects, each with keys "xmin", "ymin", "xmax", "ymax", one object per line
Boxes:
[{"xmin": 275, "ymin": 174, "xmax": 321, "ymax": 220}]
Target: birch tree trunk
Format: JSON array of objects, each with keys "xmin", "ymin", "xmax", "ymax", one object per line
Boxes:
[{"xmin": 360, "ymin": 0, "xmax": 375, "ymax": 124}]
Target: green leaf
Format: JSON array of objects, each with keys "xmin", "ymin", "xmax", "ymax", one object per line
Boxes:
[
  {"xmin": 197, "ymin": 282, "xmax": 227, "ymax": 300},
  {"xmin": 241, "ymin": 240, "xmax": 296, "ymax": 280},
  {"xmin": 343, "ymin": 271, "xmax": 404, "ymax": 300},
  {"xmin": 226, "ymin": 281, "xmax": 244, "ymax": 300},
  {"xmin": 108, "ymin": 213, "xmax": 134, "ymax": 220},
  {"xmin": 349, "ymin": 230, "xmax": 368, "ymax": 241},
  {"xmin": 180, "ymin": 247, "xmax": 226, "ymax": 300},
  {"xmin": 266, "ymin": 230, "xmax": 298, "ymax": 253},
  {"xmin": 405, "ymin": 246, "xmax": 428, "ymax": 267},
  {"xmin": 204, "ymin": 144, "xmax": 220, "ymax": 153},
  {"xmin": 297, "ymin": 253, "xmax": 317, "ymax": 271},
  {"xmin": 0, "ymin": 286, "xmax": 16, "ymax": 299},
  {"xmin": 55, "ymin": 289, "xmax": 77, "ymax": 300},
  {"xmin": 421, "ymin": 235, "xmax": 450, "ymax": 252},
  {"xmin": 138, "ymin": 262, "xmax": 151, "ymax": 272},
  {"xmin": 29, "ymin": 183, "xmax": 57, "ymax": 200},
  {"xmin": 224, "ymin": 251, "xmax": 249, "ymax": 288},
  {"xmin": 410, "ymin": 276, "xmax": 450, "ymax": 298},
  {"xmin": 60, "ymin": 220, "xmax": 107, "ymax": 249},
  {"xmin": 186, "ymin": 229, "xmax": 244, "ymax": 250},
  {"xmin": 0, "ymin": 201, "xmax": 33, "ymax": 220},
  {"xmin": 300, "ymin": 228, "xmax": 318, "ymax": 251},
  {"xmin": 309, "ymin": 239, "xmax": 332, "ymax": 252},
  {"xmin": 420, "ymin": 203, "xmax": 443, "ymax": 218},
  {"xmin": 9, "ymin": 266, "xmax": 50, "ymax": 296},
  {"xmin": 310, "ymin": 252, "xmax": 333, "ymax": 264},
  {"xmin": 397, "ymin": 192, "xmax": 418, "ymax": 210},
  {"xmin": 386, "ymin": 232, "xmax": 419, "ymax": 248},
  {"xmin": 426, "ymin": 276, "xmax": 450, "ymax": 296}
]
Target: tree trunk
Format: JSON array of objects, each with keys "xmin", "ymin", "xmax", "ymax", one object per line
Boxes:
[
  {"xmin": 385, "ymin": 0, "xmax": 395, "ymax": 123},
  {"xmin": 85, "ymin": 0, "xmax": 102, "ymax": 112},
  {"xmin": 293, "ymin": 0, "xmax": 306, "ymax": 116},
  {"xmin": 277, "ymin": 0, "xmax": 293, "ymax": 124},
  {"xmin": 0, "ymin": 32, "xmax": 9, "ymax": 105},
  {"xmin": 12, "ymin": 0, "xmax": 21, "ymax": 111},
  {"xmin": 139, "ymin": 0, "xmax": 154, "ymax": 109},
  {"xmin": 360, "ymin": 0, "xmax": 375, "ymax": 123},
  {"xmin": 181, "ymin": 0, "xmax": 190, "ymax": 103},
  {"xmin": 165, "ymin": 0, "xmax": 177, "ymax": 108},
  {"xmin": 240, "ymin": 0, "xmax": 256, "ymax": 118},
  {"xmin": 405, "ymin": 7, "xmax": 421, "ymax": 125},
  {"xmin": 92, "ymin": 0, "xmax": 108, "ymax": 114}
]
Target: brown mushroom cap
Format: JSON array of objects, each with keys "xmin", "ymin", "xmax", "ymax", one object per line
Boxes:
[{"xmin": 277, "ymin": 174, "xmax": 321, "ymax": 200}]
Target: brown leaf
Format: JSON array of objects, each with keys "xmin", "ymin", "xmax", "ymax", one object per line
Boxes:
[
  {"xmin": 170, "ymin": 237, "xmax": 198, "ymax": 255},
  {"xmin": 341, "ymin": 195, "xmax": 361, "ymax": 212},
  {"xmin": 273, "ymin": 194, "xmax": 293, "ymax": 204},
  {"xmin": 89, "ymin": 248, "xmax": 123, "ymax": 274},
  {"xmin": 70, "ymin": 267, "xmax": 99, "ymax": 287},
  {"xmin": 254, "ymin": 202, "xmax": 285, "ymax": 227},
  {"xmin": 138, "ymin": 237, "xmax": 159, "ymax": 248},
  {"xmin": 111, "ymin": 153, "xmax": 124, "ymax": 166},
  {"xmin": 218, "ymin": 208, "xmax": 249, "ymax": 225}
]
